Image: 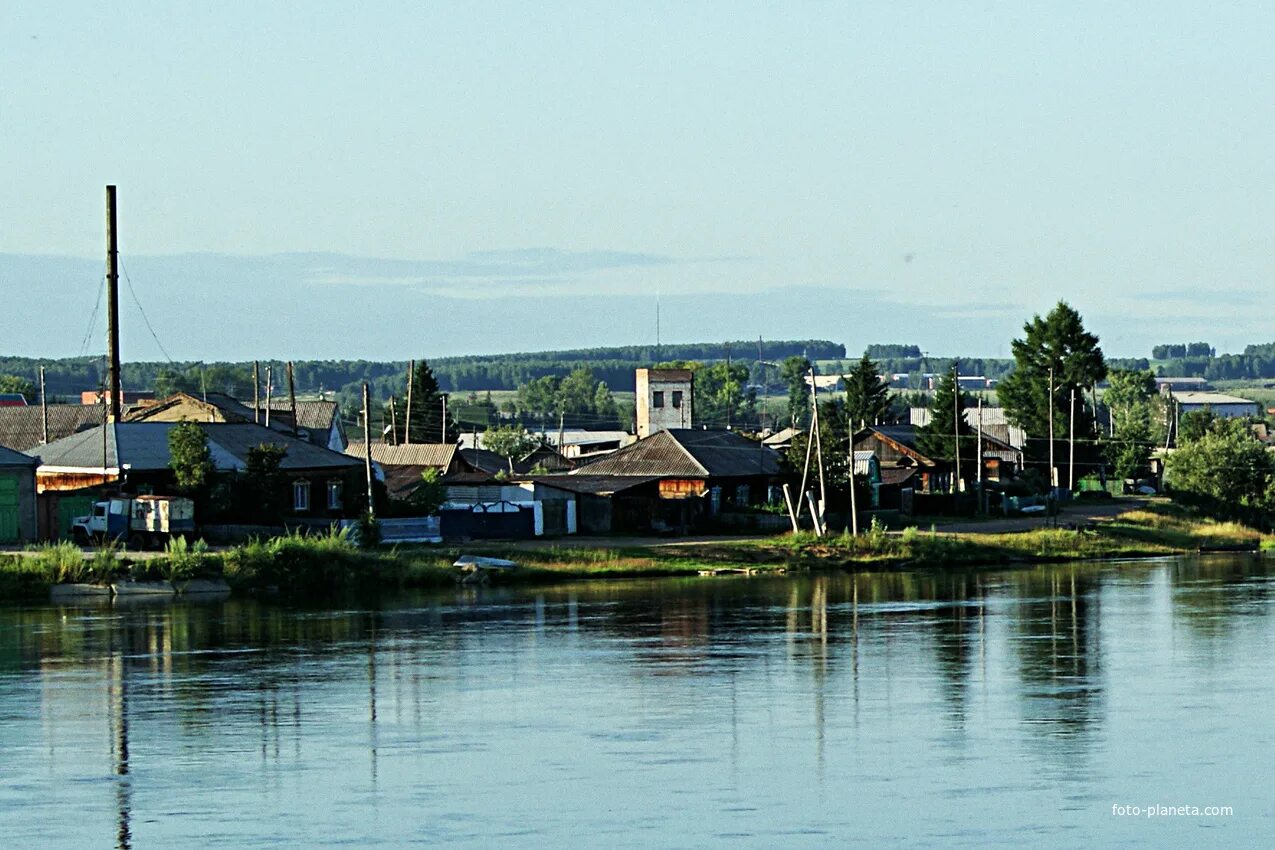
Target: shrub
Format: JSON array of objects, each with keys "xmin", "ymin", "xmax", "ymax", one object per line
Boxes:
[{"xmin": 27, "ymin": 542, "xmax": 93, "ymax": 584}]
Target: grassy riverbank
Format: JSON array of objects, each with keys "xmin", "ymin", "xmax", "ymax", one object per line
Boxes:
[{"xmin": 1, "ymin": 501, "xmax": 1268, "ymax": 601}]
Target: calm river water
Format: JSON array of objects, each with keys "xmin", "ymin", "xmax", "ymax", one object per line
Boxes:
[{"xmin": 1, "ymin": 555, "xmax": 1271, "ymax": 847}]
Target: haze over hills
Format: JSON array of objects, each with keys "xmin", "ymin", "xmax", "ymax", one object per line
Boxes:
[{"xmin": 0, "ymin": 251, "xmax": 1262, "ymax": 363}]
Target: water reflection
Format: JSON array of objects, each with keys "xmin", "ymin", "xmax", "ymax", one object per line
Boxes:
[{"xmin": 0, "ymin": 554, "xmax": 1271, "ymax": 847}]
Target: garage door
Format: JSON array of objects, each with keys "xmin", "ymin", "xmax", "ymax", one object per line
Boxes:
[{"xmin": 0, "ymin": 474, "xmax": 18, "ymax": 544}]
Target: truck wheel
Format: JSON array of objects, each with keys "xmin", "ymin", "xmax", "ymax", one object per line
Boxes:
[
  {"xmin": 72, "ymin": 528, "xmax": 90, "ymax": 547},
  {"xmin": 128, "ymin": 533, "xmax": 146, "ymax": 551}
]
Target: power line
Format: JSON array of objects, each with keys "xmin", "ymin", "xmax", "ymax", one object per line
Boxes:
[{"xmin": 119, "ymin": 256, "xmax": 176, "ymax": 364}]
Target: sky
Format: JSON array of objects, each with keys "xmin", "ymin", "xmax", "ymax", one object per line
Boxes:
[{"xmin": 2, "ymin": 2, "xmax": 1272, "ymax": 362}]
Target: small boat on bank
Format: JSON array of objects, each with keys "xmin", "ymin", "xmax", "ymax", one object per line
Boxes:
[{"xmin": 453, "ymin": 556, "xmax": 518, "ymax": 584}]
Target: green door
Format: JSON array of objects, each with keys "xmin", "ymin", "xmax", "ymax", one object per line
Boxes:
[
  {"xmin": 56, "ymin": 495, "xmax": 95, "ymax": 542},
  {"xmin": 0, "ymin": 474, "xmax": 19, "ymax": 544}
]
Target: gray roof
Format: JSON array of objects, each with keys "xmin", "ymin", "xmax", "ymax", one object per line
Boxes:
[
  {"xmin": 571, "ymin": 429, "xmax": 783, "ymax": 478},
  {"xmin": 0, "ymin": 404, "xmax": 106, "ymax": 453},
  {"xmin": 0, "ymin": 443, "xmax": 37, "ymax": 467},
  {"xmin": 34, "ymin": 422, "xmax": 361, "ymax": 473},
  {"xmin": 346, "ymin": 442, "xmax": 460, "ymax": 469},
  {"xmin": 523, "ymin": 474, "xmax": 660, "ymax": 496}
]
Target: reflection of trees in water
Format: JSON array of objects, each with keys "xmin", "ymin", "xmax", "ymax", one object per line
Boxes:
[
  {"xmin": 1007, "ymin": 566, "xmax": 1104, "ymax": 767},
  {"xmin": 1170, "ymin": 555, "xmax": 1274, "ymax": 640}
]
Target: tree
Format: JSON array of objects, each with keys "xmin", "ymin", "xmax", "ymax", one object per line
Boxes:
[
  {"xmin": 694, "ymin": 361, "xmax": 756, "ymax": 428},
  {"xmin": 0, "ymin": 374, "xmax": 36, "ymax": 402},
  {"xmin": 1165, "ymin": 418, "xmax": 1274, "ymax": 521},
  {"xmin": 168, "ymin": 421, "xmax": 214, "ymax": 493},
  {"xmin": 243, "ymin": 443, "xmax": 289, "ymax": 522},
  {"xmin": 843, "ymin": 354, "xmax": 891, "ymax": 431},
  {"xmin": 1102, "ymin": 369, "xmax": 1166, "ymax": 480},
  {"xmin": 997, "ymin": 301, "xmax": 1107, "ymax": 464},
  {"xmin": 1177, "ymin": 407, "xmax": 1217, "ymax": 444},
  {"xmin": 483, "ymin": 424, "xmax": 540, "ymax": 471},
  {"xmin": 403, "ymin": 360, "xmax": 459, "ymax": 444},
  {"xmin": 780, "ymin": 356, "xmax": 812, "ymax": 428},
  {"xmin": 409, "ymin": 468, "xmax": 448, "ymax": 515},
  {"xmin": 916, "ymin": 367, "xmax": 973, "ymax": 474}
]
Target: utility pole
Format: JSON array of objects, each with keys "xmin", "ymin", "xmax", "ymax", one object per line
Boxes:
[
  {"xmin": 389, "ymin": 397, "xmax": 398, "ymax": 446},
  {"xmin": 253, "ymin": 361, "xmax": 261, "ymax": 423},
  {"xmin": 952, "ymin": 365, "xmax": 961, "ymax": 493},
  {"xmin": 441, "ymin": 395, "xmax": 447, "ymax": 444},
  {"xmin": 104, "ymin": 185, "xmax": 122, "ymax": 422},
  {"xmin": 405, "ymin": 360, "xmax": 415, "ymax": 445},
  {"xmin": 847, "ymin": 421, "xmax": 859, "ymax": 536},
  {"xmin": 39, "ymin": 366, "xmax": 48, "ymax": 445},
  {"xmin": 1047, "ymin": 366, "xmax": 1055, "ymax": 492},
  {"xmin": 1068, "ymin": 388, "xmax": 1076, "ymax": 491},
  {"xmin": 976, "ymin": 396, "xmax": 984, "ymax": 487},
  {"xmin": 287, "ymin": 361, "xmax": 299, "ymax": 438},
  {"xmin": 264, "ymin": 366, "xmax": 272, "ymax": 427},
  {"xmin": 809, "ymin": 368, "xmax": 827, "ymax": 533},
  {"xmin": 558, "ymin": 409, "xmax": 565, "ymax": 455},
  {"xmin": 362, "ymin": 382, "xmax": 374, "ymax": 519}
]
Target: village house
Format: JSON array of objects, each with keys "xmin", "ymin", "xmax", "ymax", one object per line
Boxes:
[
  {"xmin": 522, "ymin": 428, "xmax": 787, "ymax": 534},
  {"xmin": 127, "ymin": 392, "xmax": 347, "ymax": 451},
  {"xmin": 0, "ymin": 443, "xmax": 38, "ymax": 545},
  {"xmin": 31, "ymin": 421, "xmax": 364, "ymax": 538},
  {"xmin": 343, "ymin": 442, "xmax": 474, "ymax": 502},
  {"xmin": 852, "ymin": 424, "xmax": 1020, "ymax": 506}
]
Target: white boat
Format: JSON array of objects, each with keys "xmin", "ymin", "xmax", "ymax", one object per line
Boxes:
[{"xmin": 452, "ymin": 556, "xmax": 518, "ymax": 571}]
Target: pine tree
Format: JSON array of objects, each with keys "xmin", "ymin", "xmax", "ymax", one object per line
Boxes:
[
  {"xmin": 843, "ymin": 354, "xmax": 890, "ymax": 431},
  {"xmin": 403, "ymin": 360, "xmax": 459, "ymax": 444}
]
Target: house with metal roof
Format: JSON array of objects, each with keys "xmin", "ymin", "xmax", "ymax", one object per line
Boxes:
[
  {"xmin": 1170, "ymin": 392, "xmax": 1260, "ymax": 419},
  {"xmin": 127, "ymin": 392, "xmax": 347, "ymax": 450},
  {"xmin": 0, "ymin": 444, "xmax": 38, "ymax": 544},
  {"xmin": 516, "ymin": 429, "xmax": 789, "ymax": 534},
  {"xmin": 33, "ymin": 421, "xmax": 365, "ymax": 522}
]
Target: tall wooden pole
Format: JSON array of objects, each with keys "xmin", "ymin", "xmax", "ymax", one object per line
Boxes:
[
  {"xmin": 441, "ymin": 395, "xmax": 447, "ymax": 444},
  {"xmin": 809, "ymin": 369, "xmax": 826, "ymax": 534},
  {"xmin": 287, "ymin": 361, "xmax": 299, "ymax": 438},
  {"xmin": 1068, "ymin": 388, "xmax": 1076, "ymax": 491},
  {"xmin": 952, "ymin": 365, "xmax": 961, "ymax": 492},
  {"xmin": 847, "ymin": 422, "xmax": 859, "ymax": 536},
  {"xmin": 253, "ymin": 361, "xmax": 261, "ymax": 423},
  {"xmin": 389, "ymin": 397, "xmax": 398, "ymax": 446},
  {"xmin": 105, "ymin": 185, "xmax": 122, "ymax": 422},
  {"xmin": 264, "ymin": 366, "xmax": 272, "ymax": 427},
  {"xmin": 362, "ymin": 382, "xmax": 375, "ymax": 518},
  {"xmin": 1048, "ymin": 367, "xmax": 1055, "ymax": 491},
  {"xmin": 39, "ymin": 366, "xmax": 48, "ymax": 445},
  {"xmin": 404, "ymin": 360, "xmax": 415, "ymax": 445}
]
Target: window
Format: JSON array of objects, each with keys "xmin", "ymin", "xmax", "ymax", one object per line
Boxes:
[
  {"xmin": 653, "ymin": 391, "xmax": 665, "ymax": 408},
  {"xmin": 293, "ymin": 480, "xmax": 311, "ymax": 512},
  {"xmin": 672, "ymin": 390, "xmax": 683, "ymax": 409},
  {"xmin": 327, "ymin": 480, "xmax": 343, "ymax": 510}
]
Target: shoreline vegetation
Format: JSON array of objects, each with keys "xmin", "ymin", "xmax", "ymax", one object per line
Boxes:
[{"xmin": 2, "ymin": 501, "xmax": 1270, "ymax": 602}]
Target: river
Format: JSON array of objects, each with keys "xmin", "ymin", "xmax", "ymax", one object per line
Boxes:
[{"xmin": 0, "ymin": 555, "xmax": 1270, "ymax": 847}]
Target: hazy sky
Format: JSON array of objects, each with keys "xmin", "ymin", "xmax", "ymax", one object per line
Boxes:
[{"xmin": 2, "ymin": 2, "xmax": 1271, "ymax": 361}]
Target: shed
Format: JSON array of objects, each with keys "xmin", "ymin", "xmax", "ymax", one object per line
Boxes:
[{"xmin": 0, "ymin": 444, "xmax": 38, "ymax": 544}]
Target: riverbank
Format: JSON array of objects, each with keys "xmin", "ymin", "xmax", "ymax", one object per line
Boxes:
[{"xmin": 2, "ymin": 501, "xmax": 1268, "ymax": 601}]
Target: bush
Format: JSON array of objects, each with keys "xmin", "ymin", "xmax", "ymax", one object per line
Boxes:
[
  {"xmin": 27, "ymin": 542, "xmax": 95, "ymax": 584},
  {"xmin": 160, "ymin": 536, "xmax": 217, "ymax": 582}
]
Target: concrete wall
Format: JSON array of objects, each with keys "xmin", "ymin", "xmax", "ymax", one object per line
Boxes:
[{"xmin": 635, "ymin": 368, "xmax": 693, "ymax": 437}]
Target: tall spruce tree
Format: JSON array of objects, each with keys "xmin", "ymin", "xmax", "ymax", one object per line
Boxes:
[
  {"xmin": 843, "ymin": 354, "xmax": 891, "ymax": 431},
  {"xmin": 403, "ymin": 360, "xmax": 459, "ymax": 444},
  {"xmin": 997, "ymin": 301, "xmax": 1106, "ymax": 464}
]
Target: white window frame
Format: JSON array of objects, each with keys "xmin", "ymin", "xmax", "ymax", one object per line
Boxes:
[{"xmin": 293, "ymin": 480, "xmax": 311, "ymax": 512}]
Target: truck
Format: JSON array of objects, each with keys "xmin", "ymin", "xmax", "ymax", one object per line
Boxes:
[{"xmin": 71, "ymin": 495, "xmax": 196, "ymax": 549}]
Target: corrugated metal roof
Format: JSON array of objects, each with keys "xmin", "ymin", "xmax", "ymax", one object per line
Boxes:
[
  {"xmin": 0, "ymin": 404, "xmax": 106, "ymax": 452},
  {"xmin": 524, "ymin": 474, "xmax": 660, "ymax": 496},
  {"xmin": 35, "ymin": 422, "xmax": 361, "ymax": 474},
  {"xmin": 1174, "ymin": 392, "xmax": 1259, "ymax": 406},
  {"xmin": 572, "ymin": 429, "xmax": 782, "ymax": 478},
  {"xmin": 345, "ymin": 442, "xmax": 459, "ymax": 468}
]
